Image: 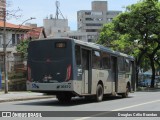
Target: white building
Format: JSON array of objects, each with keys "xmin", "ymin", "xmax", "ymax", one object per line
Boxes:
[
  {"xmin": 77, "ymin": 1, "xmax": 121, "ymax": 42},
  {"xmin": 43, "ymin": 18, "xmax": 70, "ymax": 37}
]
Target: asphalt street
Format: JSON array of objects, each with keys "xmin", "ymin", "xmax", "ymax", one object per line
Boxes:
[{"xmin": 0, "ymin": 92, "xmax": 160, "ymax": 120}]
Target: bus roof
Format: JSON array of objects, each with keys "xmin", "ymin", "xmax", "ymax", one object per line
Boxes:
[
  {"xmin": 31, "ymin": 37, "xmax": 134, "ymax": 60},
  {"xmin": 73, "ymin": 39, "xmax": 134, "ymax": 60}
]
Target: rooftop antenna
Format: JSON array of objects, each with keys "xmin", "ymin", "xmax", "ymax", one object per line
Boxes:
[{"xmin": 55, "ymin": 1, "xmax": 65, "ymax": 19}]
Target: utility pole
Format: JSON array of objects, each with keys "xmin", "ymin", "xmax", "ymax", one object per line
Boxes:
[{"xmin": 2, "ymin": 7, "xmax": 8, "ymax": 94}]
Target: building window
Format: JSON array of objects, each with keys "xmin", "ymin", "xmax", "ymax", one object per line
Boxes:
[
  {"xmin": 86, "ymin": 23, "xmax": 102, "ymax": 26},
  {"xmin": 91, "ymin": 12, "xmax": 102, "ymax": 16},
  {"xmin": 21, "ymin": 34, "xmax": 24, "ymax": 40},
  {"xmin": 85, "ymin": 12, "xmax": 91, "ymax": 15},
  {"xmin": 0, "ymin": 35, "xmax": 3, "ymax": 45},
  {"xmin": 86, "ymin": 29, "xmax": 98, "ymax": 32},
  {"xmin": 12, "ymin": 34, "xmax": 15, "ymax": 45},
  {"xmin": 88, "ymin": 39, "xmax": 92, "ymax": 42},
  {"xmin": 16, "ymin": 34, "xmax": 20, "ymax": 44},
  {"xmin": 85, "ymin": 18, "xmax": 93, "ymax": 21}
]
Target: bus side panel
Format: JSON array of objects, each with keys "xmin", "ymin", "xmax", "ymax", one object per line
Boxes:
[
  {"xmin": 91, "ymin": 69, "xmax": 112, "ymax": 94},
  {"xmin": 100, "ymin": 69, "xmax": 113, "ymax": 94},
  {"xmin": 72, "ymin": 80, "xmax": 82, "ymax": 95},
  {"xmin": 91, "ymin": 69, "xmax": 98, "ymax": 94},
  {"xmin": 106, "ymin": 69, "xmax": 115, "ymax": 94},
  {"xmin": 117, "ymin": 72, "xmax": 126, "ymax": 93}
]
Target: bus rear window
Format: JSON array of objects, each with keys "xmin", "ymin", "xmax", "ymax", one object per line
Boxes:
[{"xmin": 55, "ymin": 42, "xmax": 66, "ymax": 48}]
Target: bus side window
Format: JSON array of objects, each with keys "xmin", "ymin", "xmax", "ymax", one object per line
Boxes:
[
  {"xmin": 118, "ymin": 57, "xmax": 125, "ymax": 71},
  {"xmin": 125, "ymin": 59, "xmax": 130, "ymax": 72},
  {"xmin": 92, "ymin": 50, "xmax": 101, "ymax": 69},
  {"xmin": 102, "ymin": 52, "xmax": 111, "ymax": 69},
  {"xmin": 75, "ymin": 45, "xmax": 81, "ymax": 67}
]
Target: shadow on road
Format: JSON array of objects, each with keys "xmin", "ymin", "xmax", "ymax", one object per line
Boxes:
[{"xmin": 15, "ymin": 95, "xmax": 133, "ymax": 107}]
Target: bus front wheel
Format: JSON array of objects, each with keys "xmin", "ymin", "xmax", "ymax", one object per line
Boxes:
[{"xmin": 96, "ymin": 84, "xmax": 104, "ymax": 102}]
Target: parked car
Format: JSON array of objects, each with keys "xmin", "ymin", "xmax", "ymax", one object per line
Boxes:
[{"xmin": 138, "ymin": 79, "xmax": 151, "ymax": 87}]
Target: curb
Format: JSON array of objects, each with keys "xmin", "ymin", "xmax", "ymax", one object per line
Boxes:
[{"xmin": 0, "ymin": 96, "xmax": 55, "ymax": 103}]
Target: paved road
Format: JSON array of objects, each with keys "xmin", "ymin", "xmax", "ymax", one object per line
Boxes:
[{"xmin": 0, "ymin": 92, "xmax": 160, "ymax": 120}]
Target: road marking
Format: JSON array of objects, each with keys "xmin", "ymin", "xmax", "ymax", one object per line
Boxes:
[
  {"xmin": 112, "ymin": 99, "xmax": 160, "ymax": 111},
  {"xmin": 75, "ymin": 99, "xmax": 160, "ymax": 120}
]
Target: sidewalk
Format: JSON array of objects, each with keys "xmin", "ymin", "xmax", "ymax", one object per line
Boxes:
[{"xmin": 0, "ymin": 91, "xmax": 54, "ymax": 103}]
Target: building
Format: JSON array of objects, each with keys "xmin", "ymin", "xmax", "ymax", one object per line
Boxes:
[
  {"xmin": 0, "ymin": 21, "xmax": 30, "ymax": 72},
  {"xmin": 0, "ymin": 21, "xmax": 47, "ymax": 72},
  {"xmin": 44, "ymin": 1, "xmax": 121, "ymax": 42},
  {"xmin": 0, "ymin": 0, "xmax": 6, "ymax": 20},
  {"xmin": 43, "ymin": 13, "xmax": 90, "ymax": 41},
  {"xmin": 44, "ymin": 17, "xmax": 89, "ymax": 42},
  {"xmin": 77, "ymin": 1, "xmax": 121, "ymax": 42},
  {"xmin": 43, "ymin": 17, "xmax": 70, "ymax": 37}
]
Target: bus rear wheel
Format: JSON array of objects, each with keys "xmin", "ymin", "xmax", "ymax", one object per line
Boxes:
[{"xmin": 96, "ymin": 84, "xmax": 104, "ymax": 102}]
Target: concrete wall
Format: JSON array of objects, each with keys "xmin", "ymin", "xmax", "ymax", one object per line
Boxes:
[
  {"xmin": 92, "ymin": 1, "xmax": 108, "ymax": 12},
  {"xmin": 43, "ymin": 18, "xmax": 70, "ymax": 36}
]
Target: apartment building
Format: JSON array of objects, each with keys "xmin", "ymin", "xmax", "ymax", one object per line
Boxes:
[
  {"xmin": 77, "ymin": 1, "xmax": 121, "ymax": 42},
  {"xmin": 0, "ymin": 0, "xmax": 6, "ymax": 20}
]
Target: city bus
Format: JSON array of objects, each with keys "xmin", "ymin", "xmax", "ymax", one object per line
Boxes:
[{"xmin": 26, "ymin": 38, "xmax": 136, "ymax": 102}]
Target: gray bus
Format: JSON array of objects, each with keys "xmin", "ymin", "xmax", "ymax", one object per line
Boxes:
[{"xmin": 27, "ymin": 38, "xmax": 135, "ymax": 102}]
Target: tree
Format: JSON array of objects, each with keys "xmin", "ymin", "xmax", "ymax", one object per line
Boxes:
[
  {"xmin": 97, "ymin": 23, "xmax": 118, "ymax": 46},
  {"xmin": 115, "ymin": 0, "xmax": 160, "ymax": 88},
  {"xmin": 16, "ymin": 39, "xmax": 30, "ymax": 60},
  {"xmin": 98, "ymin": 0, "xmax": 160, "ymax": 87}
]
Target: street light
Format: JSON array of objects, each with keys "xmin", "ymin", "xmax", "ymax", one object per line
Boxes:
[{"xmin": 3, "ymin": 15, "xmax": 36, "ymax": 94}]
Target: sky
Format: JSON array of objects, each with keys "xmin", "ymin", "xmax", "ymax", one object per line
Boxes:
[{"xmin": 7, "ymin": 0, "xmax": 139, "ymax": 30}]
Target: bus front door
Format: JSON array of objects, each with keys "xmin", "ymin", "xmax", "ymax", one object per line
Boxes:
[{"xmin": 81, "ymin": 48, "xmax": 91, "ymax": 94}]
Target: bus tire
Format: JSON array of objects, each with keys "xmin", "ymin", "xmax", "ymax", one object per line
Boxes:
[{"xmin": 96, "ymin": 84, "xmax": 104, "ymax": 102}]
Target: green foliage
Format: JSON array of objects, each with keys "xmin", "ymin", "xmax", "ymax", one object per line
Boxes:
[
  {"xmin": 98, "ymin": 0, "xmax": 160, "ymax": 87},
  {"xmin": 97, "ymin": 23, "xmax": 118, "ymax": 46},
  {"xmin": 16, "ymin": 39, "xmax": 30, "ymax": 59},
  {"xmin": 8, "ymin": 72, "xmax": 25, "ymax": 79}
]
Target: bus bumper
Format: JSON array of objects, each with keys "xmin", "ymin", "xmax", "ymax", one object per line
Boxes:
[{"xmin": 26, "ymin": 80, "xmax": 82, "ymax": 95}]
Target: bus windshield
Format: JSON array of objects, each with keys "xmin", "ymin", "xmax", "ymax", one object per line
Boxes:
[{"xmin": 27, "ymin": 39, "xmax": 73, "ymax": 83}]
